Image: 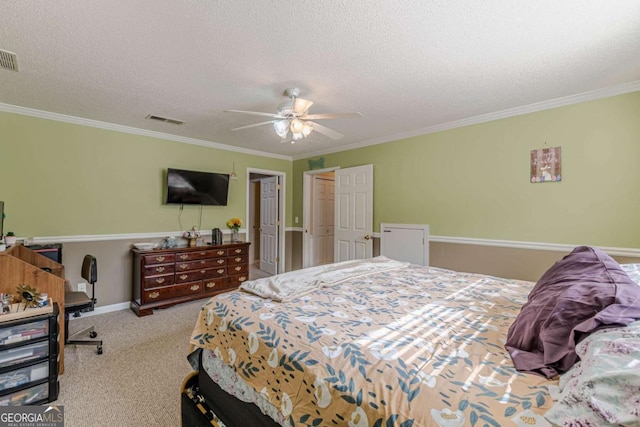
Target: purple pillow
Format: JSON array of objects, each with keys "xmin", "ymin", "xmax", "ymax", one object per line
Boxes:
[{"xmin": 506, "ymin": 246, "xmax": 640, "ymax": 378}]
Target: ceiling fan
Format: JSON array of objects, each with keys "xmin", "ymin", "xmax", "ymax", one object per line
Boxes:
[{"xmin": 225, "ymin": 88, "xmax": 362, "ymax": 143}]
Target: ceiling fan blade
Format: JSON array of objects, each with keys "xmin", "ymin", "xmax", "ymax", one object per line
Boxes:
[
  {"xmin": 231, "ymin": 120, "xmax": 276, "ymax": 131},
  {"xmin": 308, "ymin": 121, "xmax": 344, "ymax": 140},
  {"xmin": 224, "ymin": 109, "xmax": 283, "ymax": 118},
  {"xmin": 292, "ymin": 98, "xmax": 314, "ymax": 115},
  {"xmin": 302, "ymin": 112, "xmax": 363, "ymax": 120}
]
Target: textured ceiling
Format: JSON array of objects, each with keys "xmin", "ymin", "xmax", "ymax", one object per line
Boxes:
[{"xmin": 1, "ymin": 1, "xmax": 639, "ymax": 159}]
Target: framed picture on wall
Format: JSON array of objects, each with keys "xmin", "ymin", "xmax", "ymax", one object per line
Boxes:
[{"xmin": 530, "ymin": 146, "xmax": 561, "ymax": 183}]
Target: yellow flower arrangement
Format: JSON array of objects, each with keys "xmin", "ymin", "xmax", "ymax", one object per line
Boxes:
[{"xmin": 226, "ymin": 217, "xmax": 242, "ymax": 231}]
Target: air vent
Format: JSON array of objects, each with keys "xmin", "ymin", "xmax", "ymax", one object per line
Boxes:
[
  {"xmin": 145, "ymin": 114, "xmax": 185, "ymax": 125},
  {"xmin": 0, "ymin": 49, "xmax": 18, "ymax": 72}
]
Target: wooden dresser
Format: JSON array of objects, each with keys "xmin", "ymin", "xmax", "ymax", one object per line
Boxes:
[{"xmin": 130, "ymin": 242, "xmax": 250, "ymax": 317}]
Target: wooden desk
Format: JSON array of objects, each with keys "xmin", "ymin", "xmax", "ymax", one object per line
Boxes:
[{"xmin": 0, "ymin": 245, "xmax": 66, "ymax": 374}]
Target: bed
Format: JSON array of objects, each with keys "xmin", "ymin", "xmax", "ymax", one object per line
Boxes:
[{"xmin": 185, "ymin": 247, "xmax": 640, "ymax": 427}]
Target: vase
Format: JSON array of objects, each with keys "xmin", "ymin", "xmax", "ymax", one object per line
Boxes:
[
  {"xmin": 231, "ymin": 229, "xmax": 239, "ymax": 243},
  {"xmin": 187, "ymin": 237, "xmax": 197, "ymax": 247}
]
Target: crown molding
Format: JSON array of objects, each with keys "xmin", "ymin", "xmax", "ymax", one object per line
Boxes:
[
  {"xmin": 293, "ymin": 80, "xmax": 640, "ymax": 160},
  {"xmin": 3, "ymin": 80, "xmax": 639, "ymax": 163},
  {"xmin": 0, "ymin": 102, "xmax": 292, "ymax": 161}
]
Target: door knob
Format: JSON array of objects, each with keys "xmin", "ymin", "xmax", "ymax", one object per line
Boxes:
[{"xmin": 364, "ymin": 235, "xmax": 372, "ymax": 240}]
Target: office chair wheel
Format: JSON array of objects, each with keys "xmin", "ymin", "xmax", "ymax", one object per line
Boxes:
[
  {"xmin": 97, "ymin": 345, "xmax": 103, "ymax": 355},
  {"xmin": 89, "ymin": 331, "xmax": 97, "ymax": 338}
]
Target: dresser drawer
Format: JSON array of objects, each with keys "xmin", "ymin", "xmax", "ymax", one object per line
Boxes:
[
  {"xmin": 175, "ymin": 249, "xmax": 225, "ymax": 261},
  {"xmin": 228, "ymin": 246, "xmax": 248, "ymax": 256},
  {"xmin": 227, "ymin": 273, "xmax": 249, "ymax": 287},
  {"xmin": 176, "ymin": 258, "xmax": 226, "ymax": 272},
  {"xmin": 227, "ymin": 254, "xmax": 248, "ymax": 266},
  {"xmin": 143, "ymin": 263, "xmax": 175, "ymax": 276},
  {"xmin": 143, "ymin": 253, "xmax": 175, "ymax": 265},
  {"xmin": 143, "ymin": 281, "xmax": 203, "ymax": 303},
  {"xmin": 143, "ymin": 273, "xmax": 175, "ymax": 289},
  {"xmin": 228, "ymin": 263, "xmax": 248, "ymax": 275},
  {"xmin": 175, "ymin": 267, "xmax": 226, "ymax": 284},
  {"xmin": 203, "ymin": 277, "xmax": 228, "ymax": 293}
]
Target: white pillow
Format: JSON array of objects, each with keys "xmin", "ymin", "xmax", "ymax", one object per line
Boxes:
[
  {"xmin": 622, "ymin": 263, "xmax": 640, "ymax": 286},
  {"xmin": 545, "ymin": 320, "xmax": 640, "ymax": 426}
]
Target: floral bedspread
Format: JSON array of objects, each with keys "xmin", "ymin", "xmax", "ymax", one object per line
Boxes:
[{"xmin": 190, "ymin": 262, "xmax": 556, "ymax": 427}]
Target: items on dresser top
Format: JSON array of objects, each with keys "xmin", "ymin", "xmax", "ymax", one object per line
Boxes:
[{"xmin": 130, "ymin": 242, "xmax": 250, "ymax": 317}]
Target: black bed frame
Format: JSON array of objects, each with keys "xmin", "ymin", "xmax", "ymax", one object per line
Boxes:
[{"xmin": 181, "ymin": 351, "xmax": 281, "ymax": 427}]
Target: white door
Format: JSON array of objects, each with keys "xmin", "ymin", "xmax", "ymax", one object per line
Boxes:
[
  {"xmin": 334, "ymin": 164, "xmax": 373, "ymax": 262},
  {"xmin": 311, "ymin": 176, "xmax": 335, "ymax": 266},
  {"xmin": 260, "ymin": 176, "xmax": 278, "ymax": 274}
]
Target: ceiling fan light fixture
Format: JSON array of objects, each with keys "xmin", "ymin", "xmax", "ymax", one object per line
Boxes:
[
  {"xmin": 302, "ymin": 122, "xmax": 313, "ymax": 137},
  {"xmin": 274, "ymin": 120, "xmax": 289, "ymax": 138},
  {"xmin": 226, "ymin": 87, "xmax": 360, "ymax": 144},
  {"xmin": 290, "ymin": 119, "xmax": 305, "ymax": 134}
]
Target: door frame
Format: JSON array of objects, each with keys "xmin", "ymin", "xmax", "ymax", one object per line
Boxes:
[
  {"xmin": 246, "ymin": 168, "xmax": 286, "ymax": 275},
  {"xmin": 302, "ymin": 166, "xmax": 339, "ymax": 268}
]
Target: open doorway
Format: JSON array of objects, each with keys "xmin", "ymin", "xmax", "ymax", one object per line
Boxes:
[
  {"xmin": 302, "ymin": 167, "xmax": 338, "ymax": 268},
  {"xmin": 246, "ymin": 168, "xmax": 286, "ymax": 276},
  {"xmin": 303, "ymin": 164, "xmax": 374, "ymax": 267}
]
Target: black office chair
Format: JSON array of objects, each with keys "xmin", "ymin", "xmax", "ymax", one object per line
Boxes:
[{"xmin": 64, "ymin": 254, "xmax": 103, "ymax": 354}]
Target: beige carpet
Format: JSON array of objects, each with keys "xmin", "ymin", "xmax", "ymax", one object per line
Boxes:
[
  {"xmin": 55, "ymin": 265, "xmax": 272, "ymax": 426},
  {"xmin": 55, "ymin": 299, "xmax": 202, "ymax": 426}
]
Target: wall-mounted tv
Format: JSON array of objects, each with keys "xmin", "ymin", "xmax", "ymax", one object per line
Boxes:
[{"xmin": 165, "ymin": 168, "xmax": 230, "ymax": 206}]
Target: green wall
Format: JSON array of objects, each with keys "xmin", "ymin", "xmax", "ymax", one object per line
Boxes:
[
  {"xmin": 294, "ymin": 91, "xmax": 640, "ymax": 248},
  {"xmin": 3, "ymin": 91, "xmax": 639, "ymax": 248},
  {"xmin": 0, "ymin": 113, "xmax": 292, "ymax": 236}
]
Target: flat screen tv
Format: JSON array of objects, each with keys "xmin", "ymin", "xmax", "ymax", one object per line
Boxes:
[{"xmin": 165, "ymin": 168, "xmax": 230, "ymax": 206}]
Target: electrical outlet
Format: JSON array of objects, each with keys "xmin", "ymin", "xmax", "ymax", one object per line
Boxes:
[
  {"xmin": 295, "ymin": 216, "xmax": 299, "ymax": 224},
  {"xmin": 77, "ymin": 282, "xmax": 87, "ymax": 293}
]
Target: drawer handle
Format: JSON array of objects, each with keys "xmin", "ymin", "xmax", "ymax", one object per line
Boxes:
[
  {"xmin": 149, "ymin": 291, "xmax": 160, "ymax": 299},
  {"xmin": 156, "ymin": 277, "xmax": 165, "ymax": 284},
  {"xmin": 190, "ymin": 285, "xmax": 200, "ymax": 291},
  {"xmin": 217, "ymin": 251, "xmax": 224, "ymax": 255},
  {"xmin": 206, "ymin": 282, "xmax": 216, "ymax": 288},
  {"xmin": 180, "ymin": 275, "xmax": 188, "ymax": 280},
  {"xmin": 234, "ymin": 249, "xmax": 241, "ymax": 253},
  {"xmin": 180, "ymin": 254, "xmax": 189, "ymax": 260},
  {"xmin": 155, "ymin": 256, "xmax": 165, "ymax": 262},
  {"xmin": 235, "ymin": 257, "xmax": 241, "ymax": 262},
  {"xmin": 200, "ymin": 270, "xmax": 206, "ymax": 273},
  {"xmin": 217, "ymin": 269, "xmax": 225, "ymax": 274},
  {"xmin": 200, "ymin": 260, "xmax": 206, "ymax": 264},
  {"xmin": 217, "ymin": 259, "xmax": 224, "ymax": 264},
  {"xmin": 180, "ymin": 263, "xmax": 189, "ymax": 269},
  {"xmin": 155, "ymin": 266, "xmax": 165, "ymax": 272},
  {"xmin": 239, "ymin": 276, "xmax": 247, "ymax": 281},
  {"xmin": 235, "ymin": 266, "xmax": 241, "ymax": 271}
]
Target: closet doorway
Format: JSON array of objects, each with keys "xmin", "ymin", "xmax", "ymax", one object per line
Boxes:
[
  {"xmin": 302, "ymin": 168, "xmax": 337, "ymax": 268},
  {"xmin": 247, "ymin": 168, "xmax": 285, "ymax": 276}
]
